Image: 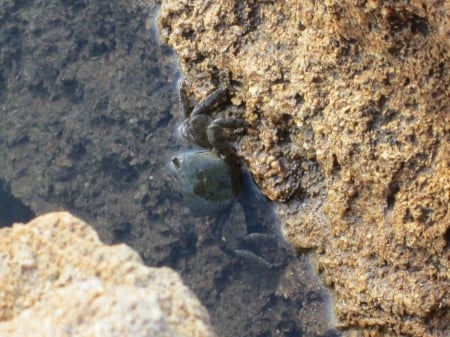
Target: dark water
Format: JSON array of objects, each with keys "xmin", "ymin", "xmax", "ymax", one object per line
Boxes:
[
  {"xmin": 0, "ymin": 177, "xmax": 35, "ymax": 227},
  {"xmin": 0, "ymin": 1, "xmax": 340, "ymax": 336}
]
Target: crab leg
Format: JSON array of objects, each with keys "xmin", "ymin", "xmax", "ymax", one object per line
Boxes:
[
  {"xmin": 191, "ymin": 87, "xmax": 228, "ymax": 116},
  {"xmin": 206, "ymin": 118, "xmax": 246, "ymax": 158},
  {"xmin": 178, "ymin": 80, "xmax": 190, "ymax": 119}
]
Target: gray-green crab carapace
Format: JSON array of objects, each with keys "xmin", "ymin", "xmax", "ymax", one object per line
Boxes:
[
  {"xmin": 170, "ymin": 81, "xmax": 244, "ymax": 215},
  {"xmin": 170, "ymin": 150, "xmax": 235, "ymax": 215}
]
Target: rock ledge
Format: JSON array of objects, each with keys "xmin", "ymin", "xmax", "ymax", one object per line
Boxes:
[{"xmin": 0, "ymin": 212, "xmax": 217, "ymax": 337}]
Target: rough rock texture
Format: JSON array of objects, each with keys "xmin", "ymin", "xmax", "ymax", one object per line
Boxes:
[
  {"xmin": 0, "ymin": 1, "xmax": 339, "ymax": 336},
  {"xmin": 156, "ymin": 0, "xmax": 450, "ymax": 336},
  {"xmin": 0, "ymin": 212, "xmax": 217, "ymax": 337}
]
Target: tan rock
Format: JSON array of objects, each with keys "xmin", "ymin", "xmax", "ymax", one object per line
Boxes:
[
  {"xmin": 0, "ymin": 212, "xmax": 217, "ymax": 337},
  {"xmin": 154, "ymin": 0, "xmax": 449, "ymax": 336}
]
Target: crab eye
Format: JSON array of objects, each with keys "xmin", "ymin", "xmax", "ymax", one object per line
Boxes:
[{"xmin": 171, "ymin": 157, "xmax": 181, "ymax": 168}]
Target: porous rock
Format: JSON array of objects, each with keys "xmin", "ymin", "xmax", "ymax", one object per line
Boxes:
[
  {"xmin": 154, "ymin": 0, "xmax": 449, "ymax": 336},
  {"xmin": 0, "ymin": 212, "xmax": 217, "ymax": 337}
]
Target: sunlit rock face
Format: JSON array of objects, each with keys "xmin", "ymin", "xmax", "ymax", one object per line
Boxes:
[
  {"xmin": 0, "ymin": 212, "xmax": 217, "ymax": 337},
  {"xmin": 155, "ymin": 1, "xmax": 450, "ymax": 336}
]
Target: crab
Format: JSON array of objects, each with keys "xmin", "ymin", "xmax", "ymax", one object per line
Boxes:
[
  {"xmin": 169, "ymin": 80, "xmax": 288, "ymax": 268},
  {"xmin": 170, "ymin": 80, "xmax": 247, "ymax": 210}
]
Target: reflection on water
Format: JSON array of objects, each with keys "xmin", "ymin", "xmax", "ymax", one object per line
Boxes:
[{"xmin": 0, "ymin": 1, "xmax": 340, "ymax": 336}]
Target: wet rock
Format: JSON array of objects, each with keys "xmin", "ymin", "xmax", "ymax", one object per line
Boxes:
[
  {"xmin": 0, "ymin": 212, "xmax": 217, "ymax": 337},
  {"xmin": 155, "ymin": 0, "xmax": 450, "ymax": 336}
]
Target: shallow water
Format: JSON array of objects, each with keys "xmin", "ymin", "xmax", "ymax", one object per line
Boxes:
[{"xmin": 0, "ymin": 1, "xmax": 340, "ymax": 336}]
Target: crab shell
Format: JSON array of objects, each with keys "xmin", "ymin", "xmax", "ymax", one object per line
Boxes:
[{"xmin": 169, "ymin": 150, "xmax": 237, "ymax": 215}]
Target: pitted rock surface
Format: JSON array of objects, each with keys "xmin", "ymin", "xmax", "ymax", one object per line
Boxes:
[
  {"xmin": 0, "ymin": 212, "xmax": 217, "ymax": 337},
  {"xmin": 155, "ymin": 1, "xmax": 450, "ymax": 336}
]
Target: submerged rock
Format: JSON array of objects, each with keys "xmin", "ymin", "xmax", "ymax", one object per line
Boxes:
[
  {"xmin": 0, "ymin": 212, "xmax": 217, "ymax": 337},
  {"xmin": 155, "ymin": 0, "xmax": 450, "ymax": 336}
]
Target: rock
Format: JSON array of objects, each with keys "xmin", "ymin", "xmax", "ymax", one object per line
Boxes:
[
  {"xmin": 0, "ymin": 1, "xmax": 335, "ymax": 336},
  {"xmin": 155, "ymin": 0, "xmax": 449, "ymax": 336},
  {"xmin": 0, "ymin": 212, "xmax": 217, "ymax": 337}
]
